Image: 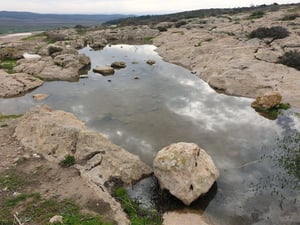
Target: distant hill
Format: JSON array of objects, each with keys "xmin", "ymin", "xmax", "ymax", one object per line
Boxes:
[
  {"xmin": 104, "ymin": 3, "xmax": 300, "ymax": 26},
  {"xmin": 0, "ymin": 11, "xmax": 132, "ymax": 34}
]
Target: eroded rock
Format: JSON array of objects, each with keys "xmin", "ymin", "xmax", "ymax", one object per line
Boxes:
[
  {"xmin": 14, "ymin": 105, "xmax": 152, "ymax": 224},
  {"xmin": 0, "ymin": 70, "xmax": 43, "ymax": 97},
  {"xmin": 93, "ymin": 66, "xmax": 115, "ymax": 75},
  {"xmin": 251, "ymin": 91, "xmax": 282, "ymax": 110},
  {"xmin": 111, "ymin": 61, "xmax": 126, "ymax": 69},
  {"xmin": 153, "ymin": 142, "xmax": 219, "ymax": 205}
]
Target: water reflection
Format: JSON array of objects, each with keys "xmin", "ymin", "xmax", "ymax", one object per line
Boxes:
[{"xmin": 0, "ymin": 45, "xmax": 299, "ymax": 224}]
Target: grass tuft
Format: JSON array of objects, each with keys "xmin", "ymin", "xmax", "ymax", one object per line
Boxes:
[
  {"xmin": 0, "ymin": 59, "xmax": 17, "ymax": 74},
  {"xmin": 114, "ymin": 187, "xmax": 162, "ymax": 225},
  {"xmin": 59, "ymin": 155, "xmax": 76, "ymax": 167}
]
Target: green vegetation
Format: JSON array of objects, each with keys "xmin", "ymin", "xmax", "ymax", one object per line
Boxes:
[
  {"xmin": 175, "ymin": 20, "xmax": 187, "ymax": 28},
  {"xmin": 1, "ymin": 194, "xmax": 113, "ymax": 225},
  {"xmin": 0, "ymin": 114, "xmax": 22, "ymax": 121},
  {"xmin": 281, "ymin": 13, "xmax": 299, "ymax": 21},
  {"xmin": 21, "ymin": 32, "xmax": 47, "ymax": 41},
  {"xmin": 278, "ymin": 50, "xmax": 300, "ymax": 71},
  {"xmin": 114, "ymin": 187, "xmax": 162, "ymax": 225},
  {"xmin": 255, "ymin": 103, "xmax": 290, "ymax": 120},
  {"xmin": 0, "ymin": 59, "xmax": 17, "ymax": 74},
  {"xmin": 0, "ymin": 169, "xmax": 29, "ymax": 190},
  {"xmin": 0, "ymin": 169, "xmax": 113, "ymax": 225},
  {"xmin": 248, "ymin": 26, "xmax": 290, "ymax": 40},
  {"xmin": 59, "ymin": 155, "xmax": 76, "ymax": 167},
  {"xmin": 248, "ymin": 11, "xmax": 265, "ymax": 19}
]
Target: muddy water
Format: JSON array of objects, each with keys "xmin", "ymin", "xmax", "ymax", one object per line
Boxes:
[{"xmin": 0, "ymin": 45, "xmax": 299, "ymax": 225}]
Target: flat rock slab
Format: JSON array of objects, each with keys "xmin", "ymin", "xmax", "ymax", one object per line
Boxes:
[
  {"xmin": 163, "ymin": 211, "xmax": 214, "ymax": 225},
  {"xmin": 0, "ymin": 70, "xmax": 43, "ymax": 98},
  {"xmin": 93, "ymin": 66, "xmax": 115, "ymax": 75}
]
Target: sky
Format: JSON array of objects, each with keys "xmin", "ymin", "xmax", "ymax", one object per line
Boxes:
[{"xmin": 1, "ymin": 0, "xmax": 298, "ymax": 14}]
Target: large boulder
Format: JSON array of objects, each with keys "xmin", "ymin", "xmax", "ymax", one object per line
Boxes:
[
  {"xmin": 153, "ymin": 142, "xmax": 219, "ymax": 205},
  {"xmin": 0, "ymin": 70, "xmax": 43, "ymax": 97},
  {"xmin": 251, "ymin": 91, "xmax": 282, "ymax": 110}
]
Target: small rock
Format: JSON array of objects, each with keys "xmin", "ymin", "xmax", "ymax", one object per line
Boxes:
[
  {"xmin": 134, "ymin": 76, "xmax": 140, "ymax": 80},
  {"xmin": 33, "ymin": 153, "xmax": 41, "ymax": 159},
  {"xmin": 146, "ymin": 59, "xmax": 156, "ymax": 65},
  {"xmin": 111, "ymin": 61, "xmax": 126, "ymax": 69},
  {"xmin": 79, "ymin": 74, "xmax": 89, "ymax": 78},
  {"xmin": 251, "ymin": 91, "xmax": 282, "ymax": 110},
  {"xmin": 93, "ymin": 66, "xmax": 115, "ymax": 76},
  {"xmin": 13, "ymin": 192, "xmax": 20, "ymax": 197},
  {"xmin": 49, "ymin": 215, "xmax": 63, "ymax": 224},
  {"xmin": 23, "ymin": 53, "xmax": 41, "ymax": 59},
  {"xmin": 32, "ymin": 94, "xmax": 49, "ymax": 101}
]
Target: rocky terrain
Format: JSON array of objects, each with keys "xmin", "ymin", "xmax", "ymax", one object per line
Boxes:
[{"xmin": 0, "ymin": 3, "xmax": 299, "ymax": 225}]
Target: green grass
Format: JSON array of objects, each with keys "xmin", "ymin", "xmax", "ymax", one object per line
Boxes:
[
  {"xmin": 255, "ymin": 103, "xmax": 290, "ymax": 120},
  {"xmin": 21, "ymin": 32, "xmax": 47, "ymax": 41},
  {"xmin": 59, "ymin": 155, "xmax": 76, "ymax": 167},
  {"xmin": 114, "ymin": 187, "xmax": 162, "ymax": 225},
  {"xmin": 248, "ymin": 11, "xmax": 265, "ymax": 20},
  {"xmin": 0, "ymin": 170, "xmax": 113, "ymax": 225},
  {"xmin": 0, "ymin": 59, "xmax": 17, "ymax": 74},
  {"xmin": 0, "ymin": 114, "xmax": 22, "ymax": 122},
  {"xmin": 0, "ymin": 169, "xmax": 29, "ymax": 190}
]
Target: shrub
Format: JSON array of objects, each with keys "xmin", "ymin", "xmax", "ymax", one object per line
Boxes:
[
  {"xmin": 281, "ymin": 13, "xmax": 299, "ymax": 21},
  {"xmin": 175, "ymin": 20, "xmax": 187, "ymax": 28},
  {"xmin": 248, "ymin": 11, "xmax": 265, "ymax": 19},
  {"xmin": 59, "ymin": 155, "xmax": 75, "ymax": 167},
  {"xmin": 249, "ymin": 26, "xmax": 290, "ymax": 40},
  {"xmin": 278, "ymin": 51, "xmax": 300, "ymax": 71}
]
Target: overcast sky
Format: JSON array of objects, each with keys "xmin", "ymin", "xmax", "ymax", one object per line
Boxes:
[{"xmin": 1, "ymin": 0, "xmax": 297, "ymax": 14}]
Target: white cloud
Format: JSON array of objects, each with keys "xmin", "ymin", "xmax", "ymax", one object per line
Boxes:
[{"xmin": 1, "ymin": 0, "xmax": 297, "ymax": 14}]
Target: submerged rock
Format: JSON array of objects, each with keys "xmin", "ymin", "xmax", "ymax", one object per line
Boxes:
[
  {"xmin": 146, "ymin": 59, "xmax": 156, "ymax": 65},
  {"xmin": 32, "ymin": 94, "xmax": 49, "ymax": 101},
  {"xmin": 93, "ymin": 66, "xmax": 115, "ymax": 75},
  {"xmin": 251, "ymin": 91, "xmax": 282, "ymax": 110},
  {"xmin": 111, "ymin": 61, "xmax": 126, "ymax": 69},
  {"xmin": 153, "ymin": 142, "xmax": 219, "ymax": 205}
]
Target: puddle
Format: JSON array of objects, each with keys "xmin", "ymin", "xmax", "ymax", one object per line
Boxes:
[{"xmin": 0, "ymin": 44, "xmax": 299, "ymax": 225}]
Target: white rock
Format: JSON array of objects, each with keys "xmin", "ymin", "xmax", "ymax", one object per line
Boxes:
[
  {"xmin": 23, "ymin": 53, "xmax": 41, "ymax": 59},
  {"xmin": 49, "ymin": 215, "xmax": 63, "ymax": 224},
  {"xmin": 153, "ymin": 142, "xmax": 219, "ymax": 205}
]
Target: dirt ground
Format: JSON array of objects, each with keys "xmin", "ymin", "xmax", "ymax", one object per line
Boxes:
[{"xmin": 0, "ymin": 117, "xmax": 115, "ymax": 224}]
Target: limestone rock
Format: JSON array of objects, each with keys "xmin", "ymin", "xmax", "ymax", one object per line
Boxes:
[
  {"xmin": 23, "ymin": 53, "xmax": 41, "ymax": 59},
  {"xmin": 47, "ymin": 44, "xmax": 64, "ymax": 55},
  {"xmin": 163, "ymin": 211, "xmax": 214, "ymax": 225},
  {"xmin": 14, "ymin": 105, "xmax": 152, "ymax": 224},
  {"xmin": 0, "ymin": 70, "xmax": 43, "ymax": 98},
  {"xmin": 32, "ymin": 94, "xmax": 49, "ymax": 101},
  {"xmin": 93, "ymin": 66, "xmax": 115, "ymax": 75},
  {"xmin": 251, "ymin": 91, "xmax": 282, "ymax": 110},
  {"xmin": 49, "ymin": 215, "xmax": 63, "ymax": 224},
  {"xmin": 14, "ymin": 58, "xmax": 47, "ymax": 75},
  {"xmin": 111, "ymin": 61, "xmax": 126, "ymax": 69},
  {"xmin": 255, "ymin": 49, "xmax": 282, "ymax": 63},
  {"xmin": 153, "ymin": 142, "xmax": 219, "ymax": 205}
]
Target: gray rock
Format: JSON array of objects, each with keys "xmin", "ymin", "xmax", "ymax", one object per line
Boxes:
[
  {"xmin": 153, "ymin": 142, "xmax": 219, "ymax": 205},
  {"xmin": 111, "ymin": 61, "xmax": 126, "ymax": 69},
  {"xmin": 0, "ymin": 70, "xmax": 43, "ymax": 98},
  {"xmin": 93, "ymin": 66, "xmax": 115, "ymax": 75}
]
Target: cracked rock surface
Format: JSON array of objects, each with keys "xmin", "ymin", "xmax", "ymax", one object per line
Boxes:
[{"xmin": 14, "ymin": 105, "xmax": 153, "ymax": 225}]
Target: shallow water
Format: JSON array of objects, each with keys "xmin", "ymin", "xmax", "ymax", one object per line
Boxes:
[{"xmin": 0, "ymin": 45, "xmax": 299, "ymax": 224}]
